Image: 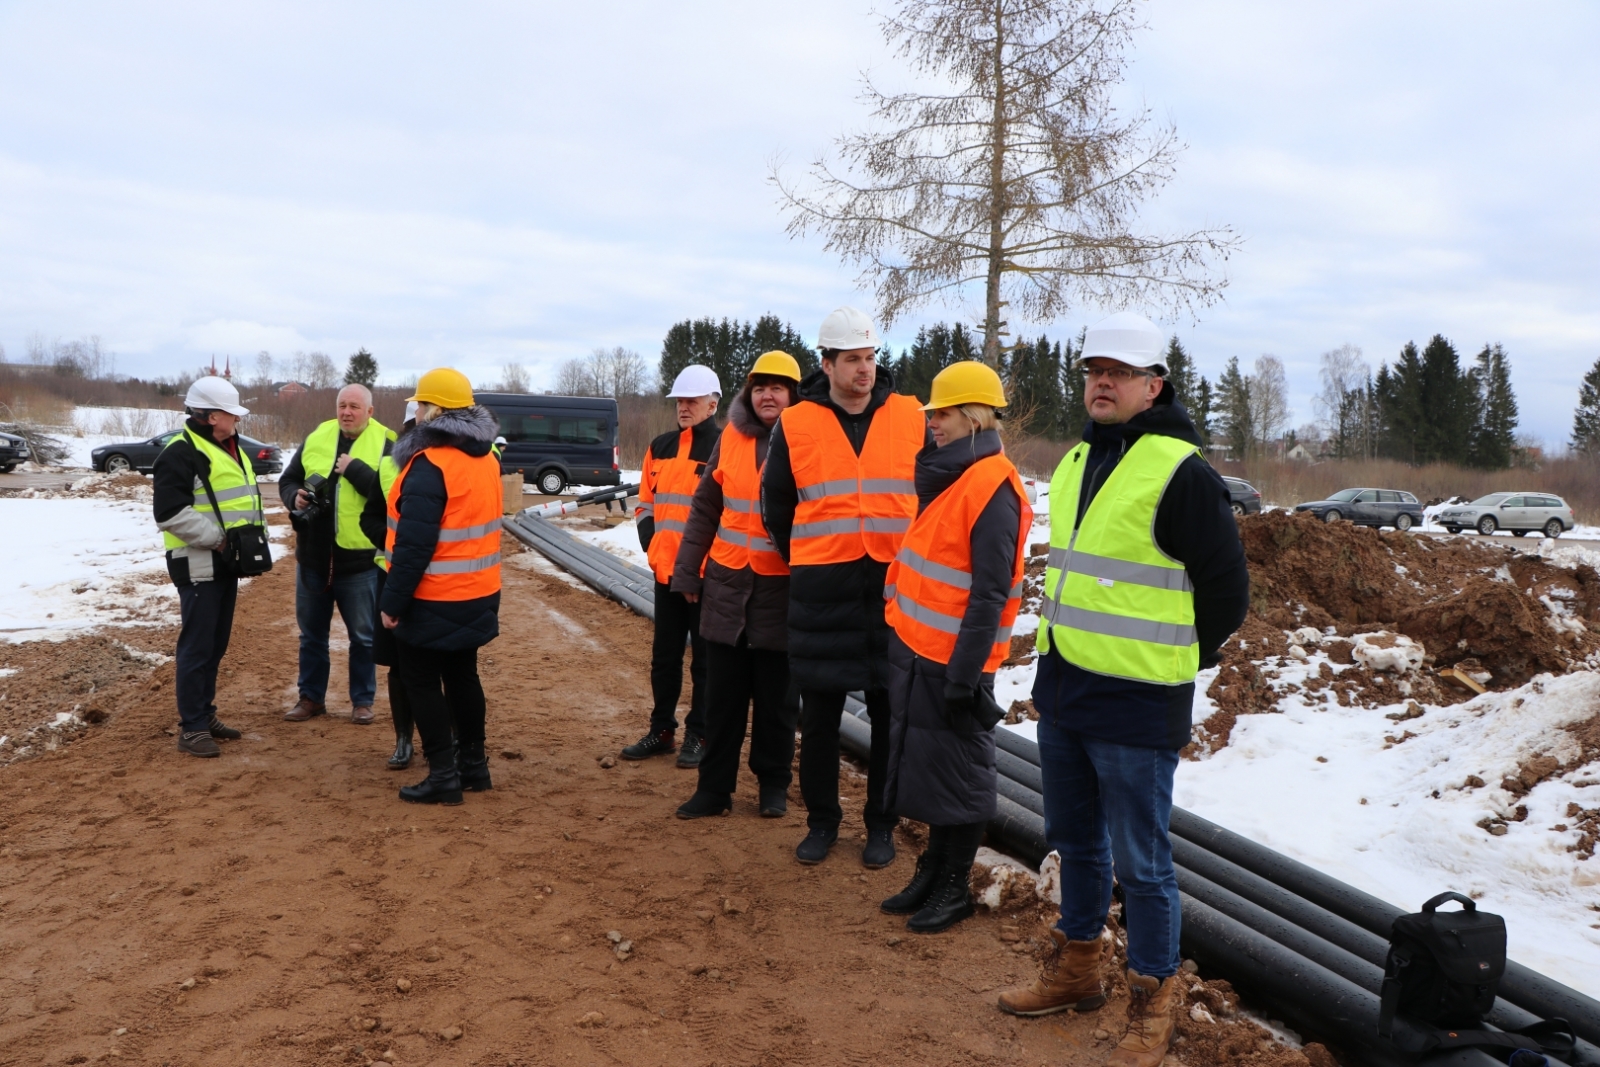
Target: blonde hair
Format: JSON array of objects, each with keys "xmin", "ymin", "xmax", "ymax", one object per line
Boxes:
[{"xmin": 957, "ymin": 404, "xmax": 999, "ymax": 432}]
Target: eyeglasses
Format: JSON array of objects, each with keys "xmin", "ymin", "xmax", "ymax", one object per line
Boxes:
[{"xmin": 1078, "ymin": 365, "xmax": 1155, "ymax": 383}]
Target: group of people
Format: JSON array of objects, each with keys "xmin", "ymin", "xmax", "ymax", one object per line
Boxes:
[
  {"xmin": 153, "ymin": 367, "xmax": 505, "ymax": 807},
  {"xmin": 152, "ymin": 305, "xmax": 1247, "ymax": 1067}
]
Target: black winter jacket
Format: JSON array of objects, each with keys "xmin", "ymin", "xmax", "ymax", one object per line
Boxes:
[
  {"xmin": 761, "ymin": 366, "xmax": 934, "ymax": 692},
  {"xmin": 152, "ymin": 418, "xmax": 253, "ymax": 586},
  {"xmin": 1033, "ymin": 383, "xmax": 1250, "ymax": 749},
  {"xmin": 378, "ymin": 406, "xmax": 502, "ymax": 652},
  {"xmin": 670, "ymin": 385, "xmax": 790, "ymax": 651},
  {"xmin": 637, "ymin": 414, "xmax": 720, "ymax": 555},
  {"xmin": 278, "ymin": 423, "xmax": 392, "ymax": 580}
]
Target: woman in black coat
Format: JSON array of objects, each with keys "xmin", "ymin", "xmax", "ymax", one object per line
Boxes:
[{"xmin": 880, "ymin": 362, "xmax": 1027, "ymax": 933}]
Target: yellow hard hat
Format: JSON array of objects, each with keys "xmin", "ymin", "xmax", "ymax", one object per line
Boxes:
[
  {"xmin": 923, "ymin": 360, "xmax": 1007, "ymax": 410},
  {"xmin": 407, "ymin": 367, "xmax": 474, "ymax": 409},
  {"xmin": 749, "ymin": 350, "xmax": 803, "ymax": 382}
]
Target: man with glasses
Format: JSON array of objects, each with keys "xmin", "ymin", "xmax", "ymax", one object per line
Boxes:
[{"xmin": 997, "ymin": 313, "xmax": 1248, "ymax": 1067}]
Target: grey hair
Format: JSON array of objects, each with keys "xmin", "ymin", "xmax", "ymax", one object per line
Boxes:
[{"xmin": 337, "ymin": 383, "xmax": 373, "ymax": 406}]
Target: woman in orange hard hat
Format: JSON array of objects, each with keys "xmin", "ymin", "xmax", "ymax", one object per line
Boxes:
[
  {"xmin": 380, "ymin": 368, "xmax": 504, "ymax": 805},
  {"xmin": 880, "ymin": 361, "xmax": 1032, "ymax": 933},
  {"xmin": 669, "ymin": 351, "xmax": 803, "ymax": 819}
]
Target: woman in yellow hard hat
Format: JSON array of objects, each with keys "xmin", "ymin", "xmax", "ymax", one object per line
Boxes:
[
  {"xmin": 879, "ymin": 360, "xmax": 1033, "ymax": 931},
  {"xmin": 669, "ymin": 351, "xmax": 803, "ymax": 818},
  {"xmin": 380, "ymin": 367, "xmax": 504, "ymax": 805}
]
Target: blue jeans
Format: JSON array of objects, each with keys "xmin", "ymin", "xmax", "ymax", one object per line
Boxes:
[
  {"xmin": 296, "ymin": 564, "xmax": 378, "ymax": 707},
  {"xmin": 1036, "ymin": 711, "xmax": 1182, "ymax": 980}
]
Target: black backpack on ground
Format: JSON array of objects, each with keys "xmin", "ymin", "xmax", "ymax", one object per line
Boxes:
[{"xmin": 1378, "ymin": 891, "xmax": 1573, "ymax": 1061}]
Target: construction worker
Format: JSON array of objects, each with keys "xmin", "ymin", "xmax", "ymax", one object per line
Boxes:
[
  {"xmin": 620, "ymin": 364, "xmax": 721, "ymax": 768},
  {"xmin": 670, "ymin": 351, "xmax": 802, "ymax": 819},
  {"xmin": 880, "ymin": 362, "xmax": 1031, "ymax": 933},
  {"xmin": 151, "ymin": 375, "xmax": 265, "ymax": 757},
  {"xmin": 280, "ymin": 384, "xmax": 396, "ymax": 726},
  {"xmin": 761, "ymin": 306, "xmax": 930, "ymax": 868},
  {"xmin": 380, "ymin": 369, "xmax": 503, "ymax": 805},
  {"xmin": 373, "ymin": 401, "xmax": 416, "ymax": 769},
  {"xmin": 997, "ymin": 313, "xmax": 1248, "ymax": 1067}
]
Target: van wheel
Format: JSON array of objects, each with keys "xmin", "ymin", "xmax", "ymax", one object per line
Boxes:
[{"xmin": 537, "ymin": 469, "xmax": 566, "ymax": 496}]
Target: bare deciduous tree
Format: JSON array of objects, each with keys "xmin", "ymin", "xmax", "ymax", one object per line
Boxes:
[
  {"xmin": 500, "ymin": 362, "xmax": 532, "ymax": 393},
  {"xmin": 555, "ymin": 358, "xmax": 598, "ymax": 397},
  {"xmin": 555, "ymin": 348, "xmax": 651, "ymax": 398},
  {"xmin": 253, "ymin": 351, "xmax": 275, "ymax": 389},
  {"xmin": 304, "ymin": 352, "xmax": 339, "ymax": 389},
  {"xmin": 1246, "ymin": 354, "xmax": 1290, "ymax": 453},
  {"xmin": 774, "ymin": 0, "xmax": 1235, "ymax": 363}
]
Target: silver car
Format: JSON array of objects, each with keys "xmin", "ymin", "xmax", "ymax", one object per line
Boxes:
[{"xmin": 1435, "ymin": 493, "xmax": 1575, "ymax": 538}]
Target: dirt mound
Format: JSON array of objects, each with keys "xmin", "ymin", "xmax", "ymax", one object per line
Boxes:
[
  {"xmin": 1237, "ymin": 510, "xmax": 1600, "ymax": 686},
  {"xmin": 0, "ymin": 630, "xmax": 173, "ymax": 765}
]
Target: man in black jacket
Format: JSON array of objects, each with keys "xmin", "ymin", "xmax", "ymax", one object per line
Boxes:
[{"xmin": 279, "ymin": 385, "xmax": 395, "ymax": 725}]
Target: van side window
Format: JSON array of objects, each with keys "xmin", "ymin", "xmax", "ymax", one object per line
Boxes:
[{"xmin": 501, "ymin": 413, "xmax": 607, "ymax": 445}]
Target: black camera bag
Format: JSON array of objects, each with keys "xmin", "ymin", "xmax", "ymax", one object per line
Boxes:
[{"xmin": 1378, "ymin": 891, "xmax": 1573, "ymax": 1058}]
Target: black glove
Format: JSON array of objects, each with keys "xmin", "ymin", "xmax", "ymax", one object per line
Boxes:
[{"xmin": 942, "ymin": 683, "xmax": 978, "ymax": 730}]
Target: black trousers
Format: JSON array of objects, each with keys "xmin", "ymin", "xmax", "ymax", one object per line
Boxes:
[
  {"xmin": 697, "ymin": 639, "xmax": 797, "ymax": 798},
  {"xmin": 799, "ymin": 687, "xmax": 895, "ymax": 833},
  {"xmin": 396, "ymin": 642, "xmax": 486, "ymax": 763},
  {"xmin": 175, "ymin": 576, "xmax": 239, "ymax": 733},
  {"xmin": 650, "ymin": 581, "xmax": 707, "ymax": 737}
]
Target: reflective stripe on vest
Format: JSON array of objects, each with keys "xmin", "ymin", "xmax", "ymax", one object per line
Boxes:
[
  {"xmin": 160, "ymin": 428, "xmax": 264, "ymax": 551},
  {"xmin": 299, "ymin": 418, "xmax": 397, "ymax": 552},
  {"xmin": 375, "ymin": 453, "xmax": 400, "ymax": 570},
  {"xmin": 883, "ymin": 453, "xmax": 1031, "ymax": 672},
  {"xmin": 778, "ymin": 393, "xmax": 923, "ymax": 565},
  {"xmin": 1036, "ymin": 434, "xmax": 1201, "ymax": 685},
  {"xmin": 707, "ymin": 423, "xmax": 788, "ymax": 576},
  {"xmin": 385, "ymin": 446, "xmax": 503, "ymax": 601},
  {"xmin": 637, "ymin": 426, "xmax": 707, "ymax": 583}
]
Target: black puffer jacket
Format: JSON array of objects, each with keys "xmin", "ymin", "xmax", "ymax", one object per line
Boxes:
[
  {"xmin": 670, "ymin": 385, "xmax": 790, "ymax": 650},
  {"xmin": 882, "ymin": 430, "xmax": 1020, "ymax": 825},
  {"xmin": 379, "ymin": 405, "xmax": 502, "ymax": 652},
  {"xmin": 761, "ymin": 366, "xmax": 934, "ymax": 691}
]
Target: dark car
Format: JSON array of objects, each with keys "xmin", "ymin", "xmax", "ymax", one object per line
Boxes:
[
  {"xmin": 91, "ymin": 430, "xmax": 284, "ymax": 477},
  {"xmin": 1294, "ymin": 487, "xmax": 1423, "ymax": 531},
  {"xmin": 1222, "ymin": 477, "xmax": 1262, "ymax": 516},
  {"xmin": 0, "ymin": 430, "xmax": 30, "ymax": 472},
  {"xmin": 475, "ymin": 392, "xmax": 620, "ymax": 495}
]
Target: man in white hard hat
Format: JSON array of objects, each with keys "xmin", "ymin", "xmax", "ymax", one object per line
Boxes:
[
  {"xmin": 997, "ymin": 312, "xmax": 1248, "ymax": 1067},
  {"xmin": 761, "ymin": 307, "xmax": 931, "ymax": 868},
  {"xmin": 619, "ymin": 364, "xmax": 722, "ymax": 766},
  {"xmin": 151, "ymin": 375, "xmax": 269, "ymax": 757}
]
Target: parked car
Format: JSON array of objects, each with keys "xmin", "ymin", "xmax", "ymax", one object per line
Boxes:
[
  {"xmin": 1434, "ymin": 493, "xmax": 1574, "ymax": 538},
  {"xmin": 1293, "ymin": 488, "xmax": 1424, "ymax": 530},
  {"xmin": 1222, "ymin": 477, "xmax": 1262, "ymax": 516},
  {"xmin": 0, "ymin": 430, "xmax": 30, "ymax": 472},
  {"xmin": 91, "ymin": 430, "xmax": 284, "ymax": 476},
  {"xmin": 475, "ymin": 392, "xmax": 620, "ymax": 495}
]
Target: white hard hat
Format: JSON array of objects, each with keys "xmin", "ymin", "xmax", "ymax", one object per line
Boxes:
[
  {"xmin": 184, "ymin": 375, "xmax": 249, "ymax": 416},
  {"xmin": 818, "ymin": 306, "xmax": 878, "ymax": 351},
  {"xmin": 404, "ymin": 400, "xmax": 418, "ymax": 423},
  {"xmin": 667, "ymin": 364, "xmax": 722, "ymax": 398},
  {"xmin": 1077, "ymin": 312, "xmax": 1167, "ymax": 374}
]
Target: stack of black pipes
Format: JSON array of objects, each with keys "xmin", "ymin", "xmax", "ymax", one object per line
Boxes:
[{"xmin": 504, "ymin": 513, "xmax": 1600, "ymax": 1067}]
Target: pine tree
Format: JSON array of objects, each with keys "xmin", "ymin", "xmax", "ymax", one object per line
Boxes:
[
  {"xmin": 659, "ymin": 314, "xmax": 813, "ymax": 395},
  {"xmin": 1163, "ymin": 336, "xmax": 1198, "ymax": 411},
  {"xmin": 1376, "ymin": 344, "xmax": 1423, "ymax": 463},
  {"xmin": 750, "ymin": 314, "xmax": 820, "ymax": 379},
  {"xmin": 1057, "ymin": 329, "xmax": 1087, "ymax": 441},
  {"xmin": 1003, "ymin": 332, "xmax": 1066, "ymax": 437},
  {"xmin": 1191, "ymin": 376, "xmax": 1214, "ymax": 447},
  {"xmin": 344, "ymin": 348, "xmax": 378, "ymax": 387},
  {"xmin": 1572, "ymin": 355, "xmax": 1600, "ymax": 455},
  {"xmin": 1215, "ymin": 356, "xmax": 1252, "ymax": 459},
  {"xmin": 1417, "ymin": 334, "xmax": 1475, "ymax": 465},
  {"xmin": 1469, "ymin": 344, "xmax": 1517, "ymax": 469}
]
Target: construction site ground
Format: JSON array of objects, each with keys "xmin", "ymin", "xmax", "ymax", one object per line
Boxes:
[{"xmin": 0, "ymin": 517, "xmax": 1340, "ymax": 1067}]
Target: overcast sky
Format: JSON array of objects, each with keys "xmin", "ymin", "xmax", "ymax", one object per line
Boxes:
[{"xmin": 1, "ymin": 1, "xmax": 1595, "ymax": 443}]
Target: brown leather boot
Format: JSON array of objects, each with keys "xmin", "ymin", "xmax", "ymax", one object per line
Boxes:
[
  {"xmin": 283, "ymin": 698, "xmax": 326, "ymax": 722},
  {"xmin": 996, "ymin": 929, "xmax": 1107, "ymax": 1016},
  {"xmin": 1108, "ymin": 969, "xmax": 1185, "ymax": 1067}
]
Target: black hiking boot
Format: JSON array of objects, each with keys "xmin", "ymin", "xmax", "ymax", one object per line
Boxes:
[
  {"xmin": 907, "ymin": 866, "xmax": 975, "ymax": 934},
  {"xmin": 881, "ymin": 851, "xmax": 943, "ymax": 915},
  {"xmin": 621, "ymin": 729, "xmax": 676, "ymax": 761},
  {"xmin": 676, "ymin": 791, "xmax": 732, "ymax": 819},
  {"xmin": 862, "ymin": 827, "xmax": 897, "ymax": 869},
  {"xmin": 795, "ymin": 826, "xmax": 838, "ymax": 865},
  {"xmin": 388, "ymin": 730, "xmax": 414, "ymax": 770},
  {"xmin": 675, "ymin": 733, "xmax": 707, "ymax": 768},
  {"xmin": 758, "ymin": 784, "xmax": 788, "ymax": 818},
  {"xmin": 459, "ymin": 743, "xmax": 492, "ymax": 792},
  {"xmin": 177, "ymin": 730, "xmax": 220, "ymax": 758},
  {"xmin": 207, "ymin": 716, "xmax": 242, "ymax": 741},
  {"xmin": 399, "ymin": 753, "xmax": 464, "ymax": 805}
]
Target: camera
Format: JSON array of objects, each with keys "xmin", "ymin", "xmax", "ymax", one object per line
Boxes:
[{"xmin": 291, "ymin": 472, "xmax": 333, "ymax": 526}]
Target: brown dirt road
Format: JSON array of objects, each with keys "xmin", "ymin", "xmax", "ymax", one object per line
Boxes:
[{"xmin": 2, "ymin": 536, "xmax": 1135, "ymax": 1067}]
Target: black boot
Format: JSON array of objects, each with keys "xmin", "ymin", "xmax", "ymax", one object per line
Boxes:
[
  {"xmin": 880, "ymin": 850, "xmax": 943, "ymax": 915},
  {"xmin": 459, "ymin": 742, "xmax": 492, "ymax": 792},
  {"xmin": 675, "ymin": 790, "xmax": 732, "ymax": 819},
  {"xmin": 399, "ymin": 752, "xmax": 464, "ymax": 805},
  {"xmin": 387, "ymin": 672, "xmax": 414, "ymax": 770},
  {"xmin": 907, "ymin": 865, "xmax": 975, "ymax": 933}
]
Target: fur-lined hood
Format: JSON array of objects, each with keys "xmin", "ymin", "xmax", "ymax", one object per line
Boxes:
[{"xmin": 392, "ymin": 404, "xmax": 499, "ymax": 471}]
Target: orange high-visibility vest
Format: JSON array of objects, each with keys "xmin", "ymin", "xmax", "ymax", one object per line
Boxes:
[
  {"xmin": 780, "ymin": 393, "xmax": 923, "ymax": 566},
  {"xmin": 707, "ymin": 423, "xmax": 787, "ymax": 576},
  {"xmin": 386, "ymin": 446, "xmax": 503, "ymax": 601},
  {"xmin": 884, "ymin": 453, "xmax": 1032, "ymax": 672},
  {"xmin": 636, "ymin": 426, "xmax": 707, "ymax": 583}
]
